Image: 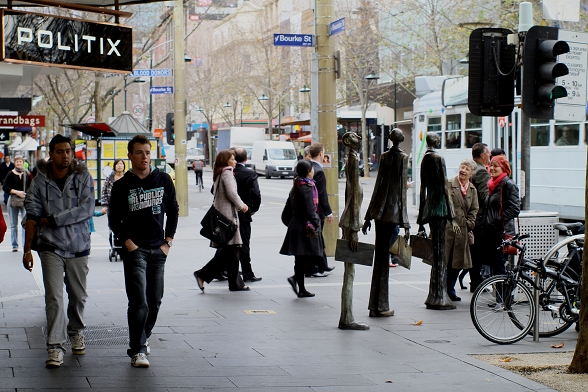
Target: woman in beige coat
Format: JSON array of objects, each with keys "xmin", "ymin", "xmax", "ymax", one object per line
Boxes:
[
  {"xmin": 445, "ymin": 159, "xmax": 479, "ymax": 302},
  {"xmin": 194, "ymin": 149, "xmax": 250, "ymax": 291}
]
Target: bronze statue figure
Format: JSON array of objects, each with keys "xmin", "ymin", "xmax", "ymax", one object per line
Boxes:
[
  {"xmin": 362, "ymin": 129, "xmax": 410, "ymax": 317},
  {"xmin": 338, "ymin": 132, "xmax": 369, "ymax": 330},
  {"xmin": 417, "ymin": 132, "xmax": 460, "ymax": 310}
]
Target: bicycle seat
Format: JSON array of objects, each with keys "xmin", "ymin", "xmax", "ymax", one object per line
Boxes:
[{"xmin": 553, "ymin": 222, "xmax": 583, "ymax": 232}]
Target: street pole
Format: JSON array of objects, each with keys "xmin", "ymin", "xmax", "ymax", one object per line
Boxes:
[
  {"xmin": 173, "ymin": 0, "xmax": 188, "ymax": 216},
  {"xmin": 149, "ymin": 57, "xmax": 153, "ymax": 131},
  {"xmin": 316, "ymin": 0, "xmax": 338, "ymax": 257},
  {"xmin": 519, "ymin": 1, "xmax": 532, "ymax": 211},
  {"xmin": 124, "ymin": 76, "xmax": 128, "ymax": 112}
]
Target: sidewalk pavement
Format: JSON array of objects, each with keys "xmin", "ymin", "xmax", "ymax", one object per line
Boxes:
[{"xmin": 0, "ymin": 171, "xmax": 578, "ymax": 391}]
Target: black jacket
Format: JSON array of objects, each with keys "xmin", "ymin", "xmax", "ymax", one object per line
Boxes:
[
  {"xmin": 483, "ymin": 177, "xmax": 520, "ymax": 238},
  {"xmin": 279, "ymin": 182, "xmax": 323, "ymax": 256},
  {"xmin": 311, "ymin": 160, "xmax": 331, "ymax": 220},
  {"xmin": 0, "ymin": 162, "xmax": 14, "ymax": 184},
  {"xmin": 471, "ymin": 161, "xmax": 490, "ymax": 228},
  {"xmin": 108, "ymin": 167, "xmax": 179, "ymax": 249},
  {"xmin": 233, "ymin": 163, "xmax": 261, "ymax": 223},
  {"xmin": 2, "ymin": 170, "xmax": 32, "ymax": 194}
]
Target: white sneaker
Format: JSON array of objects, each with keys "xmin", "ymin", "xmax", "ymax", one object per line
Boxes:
[
  {"xmin": 131, "ymin": 353, "xmax": 150, "ymax": 368},
  {"xmin": 46, "ymin": 348, "xmax": 64, "ymax": 368},
  {"xmin": 70, "ymin": 334, "xmax": 86, "ymax": 355},
  {"xmin": 144, "ymin": 341, "xmax": 150, "ymax": 355}
]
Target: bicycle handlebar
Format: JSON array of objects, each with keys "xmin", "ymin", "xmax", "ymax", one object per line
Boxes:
[{"xmin": 497, "ymin": 233, "xmax": 529, "ymax": 251}]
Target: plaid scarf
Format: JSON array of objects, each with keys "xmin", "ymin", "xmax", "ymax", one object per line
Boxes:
[{"xmin": 299, "ymin": 177, "xmax": 319, "ymax": 237}]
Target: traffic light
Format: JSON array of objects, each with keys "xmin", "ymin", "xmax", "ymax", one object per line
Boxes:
[
  {"xmin": 468, "ymin": 28, "xmax": 516, "ymax": 117},
  {"xmin": 522, "ymin": 26, "xmax": 570, "ymax": 119},
  {"xmin": 165, "ymin": 112, "xmax": 174, "ymax": 145}
]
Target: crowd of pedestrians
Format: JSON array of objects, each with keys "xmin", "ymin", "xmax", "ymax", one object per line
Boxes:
[{"xmin": 1, "ymin": 133, "xmax": 521, "ymax": 369}]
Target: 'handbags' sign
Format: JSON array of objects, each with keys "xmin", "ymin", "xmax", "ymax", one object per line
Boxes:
[{"xmin": 1, "ymin": 10, "xmax": 132, "ymax": 73}]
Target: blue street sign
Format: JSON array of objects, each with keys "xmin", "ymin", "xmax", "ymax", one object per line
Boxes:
[
  {"xmin": 329, "ymin": 18, "xmax": 345, "ymax": 36},
  {"xmin": 130, "ymin": 69, "xmax": 173, "ymax": 77},
  {"xmin": 150, "ymin": 86, "xmax": 174, "ymax": 94},
  {"xmin": 273, "ymin": 33, "xmax": 313, "ymax": 47}
]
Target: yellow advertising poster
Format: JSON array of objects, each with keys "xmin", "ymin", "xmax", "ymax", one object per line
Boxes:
[
  {"xmin": 86, "ymin": 160, "xmax": 97, "ymax": 169},
  {"xmin": 102, "ymin": 140, "xmax": 114, "ymax": 159},
  {"xmin": 150, "ymin": 141, "xmax": 157, "ymax": 159},
  {"xmin": 115, "ymin": 141, "xmax": 128, "ymax": 159}
]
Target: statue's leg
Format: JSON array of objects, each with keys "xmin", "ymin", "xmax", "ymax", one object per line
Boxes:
[
  {"xmin": 368, "ymin": 221, "xmax": 395, "ymax": 317},
  {"xmin": 339, "ymin": 229, "xmax": 369, "ymax": 330},
  {"xmin": 425, "ymin": 219, "xmax": 456, "ymax": 310}
]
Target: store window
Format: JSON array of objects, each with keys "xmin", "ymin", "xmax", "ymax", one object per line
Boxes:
[
  {"xmin": 530, "ymin": 119, "xmax": 549, "ymax": 146},
  {"xmin": 465, "ymin": 113, "xmax": 482, "ymax": 148},
  {"xmin": 445, "ymin": 114, "xmax": 461, "ymax": 149},
  {"xmin": 554, "ymin": 123, "xmax": 579, "ymax": 146}
]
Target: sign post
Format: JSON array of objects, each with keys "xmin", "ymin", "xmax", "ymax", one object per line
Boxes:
[{"xmin": 273, "ymin": 34, "xmax": 314, "ymax": 47}]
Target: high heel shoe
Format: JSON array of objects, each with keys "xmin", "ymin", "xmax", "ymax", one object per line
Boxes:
[
  {"xmin": 458, "ymin": 270, "xmax": 468, "ymax": 290},
  {"xmin": 297, "ymin": 290, "xmax": 315, "ymax": 298},
  {"xmin": 193, "ymin": 272, "xmax": 205, "ymax": 292},
  {"xmin": 229, "ymin": 286, "xmax": 250, "ymax": 291}
]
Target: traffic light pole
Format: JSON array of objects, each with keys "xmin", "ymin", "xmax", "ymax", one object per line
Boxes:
[
  {"xmin": 316, "ymin": 0, "xmax": 338, "ymax": 257},
  {"xmin": 519, "ymin": 2, "xmax": 532, "ymax": 210},
  {"xmin": 173, "ymin": 0, "xmax": 188, "ymax": 216}
]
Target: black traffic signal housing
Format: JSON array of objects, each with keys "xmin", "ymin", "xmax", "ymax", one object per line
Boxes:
[
  {"xmin": 522, "ymin": 26, "xmax": 570, "ymax": 119},
  {"xmin": 468, "ymin": 28, "xmax": 516, "ymax": 117},
  {"xmin": 165, "ymin": 112, "xmax": 175, "ymax": 145}
]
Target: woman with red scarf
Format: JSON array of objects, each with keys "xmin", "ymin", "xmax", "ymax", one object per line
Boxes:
[
  {"xmin": 481, "ymin": 156, "xmax": 520, "ymax": 279},
  {"xmin": 280, "ymin": 160, "xmax": 324, "ymax": 298}
]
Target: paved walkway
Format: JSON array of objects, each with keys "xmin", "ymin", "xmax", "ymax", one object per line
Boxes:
[{"xmin": 0, "ymin": 170, "xmax": 578, "ymax": 391}]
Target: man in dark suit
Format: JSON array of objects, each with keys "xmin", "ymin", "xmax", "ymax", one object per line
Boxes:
[
  {"xmin": 233, "ymin": 148, "xmax": 262, "ymax": 282},
  {"xmin": 0, "ymin": 156, "xmax": 14, "ymax": 205},
  {"xmin": 306, "ymin": 143, "xmax": 335, "ymax": 277}
]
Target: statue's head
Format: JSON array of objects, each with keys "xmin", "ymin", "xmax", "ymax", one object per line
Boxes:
[
  {"xmin": 389, "ymin": 128, "xmax": 404, "ymax": 144},
  {"xmin": 426, "ymin": 132, "xmax": 440, "ymax": 148},
  {"xmin": 342, "ymin": 131, "xmax": 361, "ymax": 149}
]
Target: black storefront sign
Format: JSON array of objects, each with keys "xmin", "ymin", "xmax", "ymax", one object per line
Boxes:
[{"xmin": 1, "ymin": 10, "xmax": 132, "ymax": 73}]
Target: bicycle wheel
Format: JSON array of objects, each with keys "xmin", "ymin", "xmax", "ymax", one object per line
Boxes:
[{"xmin": 470, "ymin": 275, "xmax": 535, "ymax": 344}]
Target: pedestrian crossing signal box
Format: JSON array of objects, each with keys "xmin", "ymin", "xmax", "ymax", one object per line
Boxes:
[{"xmin": 165, "ymin": 112, "xmax": 175, "ymax": 145}]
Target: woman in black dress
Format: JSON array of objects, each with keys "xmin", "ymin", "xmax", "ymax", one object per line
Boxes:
[{"xmin": 280, "ymin": 160, "xmax": 324, "ymax": 298}]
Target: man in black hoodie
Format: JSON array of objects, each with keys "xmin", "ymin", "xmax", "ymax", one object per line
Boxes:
[{"xmin": 108, "ymin": 135, "xmax": 179, "ymax": 368}]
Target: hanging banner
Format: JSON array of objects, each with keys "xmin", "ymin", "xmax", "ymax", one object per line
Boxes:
[
  {"xmin": 0, "ymin": 115, "xmax": 45, "ymax": 127},
  {"xmin": 1, "ymin": 10, "xmax": 133, "ymax": 73}
]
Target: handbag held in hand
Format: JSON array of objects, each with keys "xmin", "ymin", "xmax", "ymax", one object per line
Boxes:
[
  {"xmin": 410, "ymin": 232, "xmax": 433, "ymax": 266},
  {"xmin": 389, "ymin": 235, "xmax": 412, "ymax": 270}
]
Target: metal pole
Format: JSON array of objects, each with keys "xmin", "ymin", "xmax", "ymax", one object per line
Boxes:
[
  {"xmin": 173, "ymin": 0, "xmax": 188, "ymax": 216},
  {"xmin": 124, "ymin": 76, "xmax": 127, "ymax": 112},
  {"xmin": 149, "ymin": 57, "xmax": 153, "ymax": 131},
  {"xmin": 316, "ymin": 0, "xmax": 338, "ymax": 257}
]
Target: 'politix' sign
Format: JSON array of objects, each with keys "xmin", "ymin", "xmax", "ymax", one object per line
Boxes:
[{"xmin": 1, "ymin": 10, "xmax": 133, "ymax": 73}]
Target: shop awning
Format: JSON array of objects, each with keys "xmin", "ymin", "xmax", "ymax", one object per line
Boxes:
[
  {"xmin": 295, "ymin": 134, "xmax": 312, "ymax": 142},
  {"xmin": 280, "ymin": 119, "xmax": 310, "ymax": 126},
  {"xmin": 12, "ymin": 136, "xmax": 39, "ymax": 151},
  {"xmin": 66, "ymin": 123, "xmax": 118, "ymax": 138}
]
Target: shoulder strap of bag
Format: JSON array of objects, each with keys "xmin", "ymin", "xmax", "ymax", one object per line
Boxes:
[{"xmin": 214, "ymin": 173, "xmax": 238, "ymax": 220}]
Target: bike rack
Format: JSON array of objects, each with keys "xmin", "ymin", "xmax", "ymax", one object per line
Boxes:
[{"xmin": 533, "ymin": 234, "xmax": 584, "ymax": 342}]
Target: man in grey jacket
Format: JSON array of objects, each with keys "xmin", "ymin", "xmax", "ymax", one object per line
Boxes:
[{"xmin": 23, "ymin": 135, "xmax": 95, "ymax": 368}]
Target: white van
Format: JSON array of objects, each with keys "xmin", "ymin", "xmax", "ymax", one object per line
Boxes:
[{"xmin": 251, "ymin": 141, "xmax": 298, "ymax": 178}]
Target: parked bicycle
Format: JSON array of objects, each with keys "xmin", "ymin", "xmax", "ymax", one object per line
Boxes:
[{"xmin": 470, "ymin": 232, "xmax": 581, "ymax": 344}]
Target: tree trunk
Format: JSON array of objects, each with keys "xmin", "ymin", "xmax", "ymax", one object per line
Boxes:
[
  {"xmin": 94, "ymin": 76, "xmax": 103, "ymax": 123},
  {"xmin": 361, "ymin": 111, "xmax": 369, "ymax": 178},
  {"xmin": 569, "ymin": 162, "xmax": 588, "ymax": 372}
]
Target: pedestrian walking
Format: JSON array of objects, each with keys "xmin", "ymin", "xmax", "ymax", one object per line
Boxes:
[
  {"xmin": 22, "ymin": 135, "xmax": 95, "ymax": 368},
  {"xmin": 481, "ymin": 156, "xmax": 520, "ymax": 280},
  {"xmin": 233, "ymin": 147, "xmax": 262, "ymax": 282},
  {"xmin": 3, "ymin": 156, "xmax": 32, "ymax": 252},
  {"xmin": 0, "ymin": 155, "xmax": 15, "ymax": 205},
  {"xmin": 280, "ymin": 160, "xmax": 323, "ymax": 298},
  {"xmin": 305, "ymin": 142, "xmax": 335, "ymax": 277},
  {"xmin": 445, "ymin": 159, "xmax": 478, "ymax": 302},
  {"xmin": 194, "ymin": 149, "xmax": 250, "ymax": 292},
  {"xmin": 464, "ymin": 142, "xmax": 491, "ymax": 292},
  {"xmin": 101, "ymin": 159, "xmax": 125, "ymax": 208},
  {"xmin": 108, "ymin": 135, "xmax": 179, "ymax": 368}
]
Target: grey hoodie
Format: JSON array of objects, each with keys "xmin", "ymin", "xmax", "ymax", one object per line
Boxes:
[{"xmin": 25, "ymin": 159, "xmax": 95, "ymax": 257}]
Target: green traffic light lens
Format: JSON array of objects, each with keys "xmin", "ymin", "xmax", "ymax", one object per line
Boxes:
[{"xmin": 550, "ymin": 86, "xmax": 568, "ymax": 100}]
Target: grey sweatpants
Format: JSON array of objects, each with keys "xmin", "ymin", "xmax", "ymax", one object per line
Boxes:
[{"xmin": 40, "ymin": 251, "xmax": 89, "ymax": 349}]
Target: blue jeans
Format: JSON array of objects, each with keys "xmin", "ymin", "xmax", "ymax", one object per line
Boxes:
[
  {"xmin": 7, "ymin": 196, "xmax": 25, "ymax": 249},
  {"xmin": 122, "ymin": 246, "xmax": 167, "ymax": 357}
]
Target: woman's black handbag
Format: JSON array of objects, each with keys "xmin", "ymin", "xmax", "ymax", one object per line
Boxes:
[
  {"xmin": 200, "ymin": 205, "xmax": 237, "ymax": 246},
  {"xmin": 200, "ymin": 178, "xmax": 238, "ymax": 246},
  {"xmin": 281, "ymin": 197, "xmax": 292, "ymax": 226}
]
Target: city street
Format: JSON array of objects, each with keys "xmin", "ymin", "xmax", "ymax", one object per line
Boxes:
[{"xmin": 0, "ymin": 168, "xmax": 579, "ymax": 391}]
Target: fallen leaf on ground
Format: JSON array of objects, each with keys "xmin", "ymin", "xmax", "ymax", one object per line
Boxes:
[
  {"xmin": 385, "ymin": 380, "xmax": 393, "ymax": 383},
  {"xmin": 499, "ymin": 357, "xmax": 512, "ymax": 362},
  {"xmin": 552, "ymin": 342, "xmax": 565, "ymax": 348},
  {"xmin": 412, "ymin": 320, "xmax": 423, "ymax": 326}
]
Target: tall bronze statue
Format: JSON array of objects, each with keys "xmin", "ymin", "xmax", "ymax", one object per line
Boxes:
[
  {"xmin": 417, "ymin": 132, "xmax": 460, "ymax": 310},
  {"xmin": 338, "ymin": 132, "xmax": 369, "ymax": 330},
  {"xmin": 362, "ymin": 129, "xmax": 410, "ymax": 317}
]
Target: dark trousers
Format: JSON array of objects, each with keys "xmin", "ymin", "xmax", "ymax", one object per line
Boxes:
[
  {"xmin": 238, "ymin": 220, "xmax": 255, "ymax": 280},
  {"xmin": 197, "ymin": 245, "xmax": 244, "ymax": 290},
  {"xmin": 446, "ymin": 268, "xmax": 460, "ymax": 297},
  {"xmin": 308, "ymin": 218, "xmax": 329, "ymax": 274},
  {"xmin": 122, "ymin": 247, "xmax": 167, "ymax": 357},
  {"xmin": 468, "ymin": 225, "xmax": 485, "ymax": 291},
  {"xmin": 194, "ymin": 170, "xmax": 203, "ymax": 185},
  {"xmin": 368, "ymin": 221, "xmax": 399, "ymax": 312}
]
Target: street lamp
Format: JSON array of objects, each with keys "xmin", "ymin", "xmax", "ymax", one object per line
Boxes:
[
  {"xmin": 259, "ymin": 94, "xmax": 269, "ymax": 101},
  {"xmin": 123, "ymin": 77, "xmax": 145, "ymax": 112},
  {"xmin": 223, "ymin": 102, "xmax": 232, "ymax": 108},
  {"xmin": 365, "ymin": 72, "xmax": 380, "ymax": 81},
  {"xmin": 299, "ymin": 85, "xmax": 311, "ymax": 93}
]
